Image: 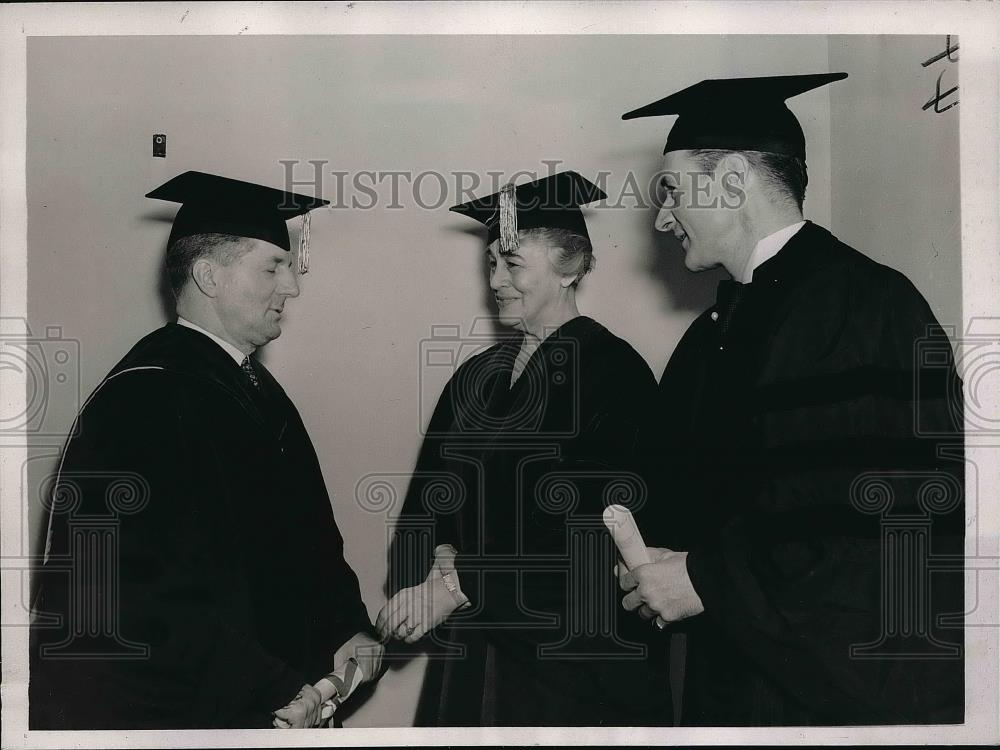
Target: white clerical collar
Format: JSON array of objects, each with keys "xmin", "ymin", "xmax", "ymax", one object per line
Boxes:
[
  {"xmin": 737, "ymin": 220, "xmax": 806, "ymax": 284},
  {"xmin": 176, "ymin": 317, "xmax": 252, "ymax": 365}
]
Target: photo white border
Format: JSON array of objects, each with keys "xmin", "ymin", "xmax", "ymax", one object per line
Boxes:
[{"xmin": 2, "ymin": 1, "xmax": 998, "ymax": 747}]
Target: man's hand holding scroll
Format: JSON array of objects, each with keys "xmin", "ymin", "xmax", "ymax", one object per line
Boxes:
[{"xmin": 619, "ymin": 547, "xmax": 705, "ymax": 625}]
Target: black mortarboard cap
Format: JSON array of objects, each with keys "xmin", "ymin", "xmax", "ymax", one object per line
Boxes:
[
  {"xmin": 622, "ymin": 72, "xmax": 848, "ymax": 158},
  {"xmin": 450, "ymin": 171, "xmax": 606, "ymax": 251},
  {"xmin": 146, "ymin": 171, "xmax": 329, "ymax": 252}
]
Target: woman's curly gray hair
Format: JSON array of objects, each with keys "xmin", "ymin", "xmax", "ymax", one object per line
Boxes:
[{"xmin": 522, "ymin": 227, "xmax": 595, "ymax": 287}]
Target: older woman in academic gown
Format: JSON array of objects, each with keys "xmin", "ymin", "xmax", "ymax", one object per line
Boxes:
[{"xmin": 377, "ymin": 172, "xmax": 672, "ymax": 726}]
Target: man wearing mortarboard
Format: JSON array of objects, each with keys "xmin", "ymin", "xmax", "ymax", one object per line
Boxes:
[
  {"xmin": 30, "ymin": 172, "xmax": 383, "ymax": 728},
  {"xmin": 617, "ymin": 74, "xmax": 964, "ymax": 725}
]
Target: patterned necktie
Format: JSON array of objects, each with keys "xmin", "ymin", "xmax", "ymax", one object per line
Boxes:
[
  {"xmin": 714, "ymin": 279, "xmax": 749, "ymax": 339},
  {"xmin": 241, "ymin": 356, "xmax": 260, "ymax": 389}
]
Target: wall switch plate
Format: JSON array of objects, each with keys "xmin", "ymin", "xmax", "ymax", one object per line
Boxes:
[{"xmin": 153, "ymin": 133, "xmax": 166, "ymax": 158}]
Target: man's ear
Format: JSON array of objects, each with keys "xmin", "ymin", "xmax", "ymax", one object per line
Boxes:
[
  {"xmin": 717, "ymin": 153, "xmax": 750, "ymax": 208},
  {"xmin": 191, "ymin": 257, "xmax": 219, "ymax": 298}
]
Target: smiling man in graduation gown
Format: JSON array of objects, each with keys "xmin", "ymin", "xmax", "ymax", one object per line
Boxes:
[
  {"xmin": 30, "ymin": 172, "xmax": 382, "ymax": 729},
  {"xmin": 618, "ymin": 74, "xmax": 965, "ymax": 725}
]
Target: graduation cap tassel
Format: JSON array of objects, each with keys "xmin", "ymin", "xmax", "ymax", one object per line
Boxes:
[
  {"xmin": 298, "ymin": 211, "xmax": 311, "ymax": 275},
  {"xmin": 498, "ymin": 182, "xmax": 519, "ymax": 256}
]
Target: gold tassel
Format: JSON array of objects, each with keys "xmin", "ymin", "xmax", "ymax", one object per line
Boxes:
[
  {"xmin": 498, "ymin": 182, "xmax": 519, "ymax": 256},
  {"xmin": 298, "ymin": 212, "xmax": 311, "ymax": 274}
]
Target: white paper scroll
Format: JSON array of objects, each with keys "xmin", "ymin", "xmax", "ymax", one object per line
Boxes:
[
  {"xmin": 603, "ymin": 504, "xmax": 652, "ymax": 569},
  {"xmin": 603, "ymin": 504, "xmax": 667, "ymax": 630}
]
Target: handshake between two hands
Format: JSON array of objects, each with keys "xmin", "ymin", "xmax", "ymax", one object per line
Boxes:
[{"xmin": 271, "ymin": 551, "xmax": 467, "ymax": 729}]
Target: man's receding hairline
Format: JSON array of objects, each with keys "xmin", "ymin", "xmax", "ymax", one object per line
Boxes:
[{"xmin": 685, "ymin": 147, "xmax": 807, "ymax": 211}]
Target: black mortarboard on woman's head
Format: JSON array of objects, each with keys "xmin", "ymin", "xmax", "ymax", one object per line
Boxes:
[
  {"xmin": 146, "ymin": 171, "xmax": 329, "ymax": 270},
  {"xmin": 622, "ymin": 72, "xmax": 848, "ymax": 158},
  {"xmin": 449, "ymin": 171, "xmax": 606, "ymax": 255}
]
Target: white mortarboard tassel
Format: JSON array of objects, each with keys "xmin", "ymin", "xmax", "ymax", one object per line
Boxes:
[
  {"xmin": 498, "ymin": 182, "xmax": 519, "ymax": 256},
  {"xmin": 297, "ymin": 211, "xmax": 311, "ymax": 275}
]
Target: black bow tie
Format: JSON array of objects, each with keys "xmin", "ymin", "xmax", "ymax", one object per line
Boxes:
[{"xmin": 714, "ymin": 280, "xmax": 749, "ymax": 338}]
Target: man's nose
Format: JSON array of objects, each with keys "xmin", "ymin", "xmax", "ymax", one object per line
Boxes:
[
  {"xmin": 654, "ymin": 205, "xmax": 675, "ymax": 234},
  {"xmin": 279, "ymin": 267, "xmax": 300, "ymax": 298}
]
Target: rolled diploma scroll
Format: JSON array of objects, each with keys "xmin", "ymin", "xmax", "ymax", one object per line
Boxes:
[
  {"xmin": 602, "ymin": 504, "xmax": 667, "ymax": 629},
  {"xmin": 273, "ymin": 656, "xmax": 364, "ymax": 728},
  {"xmin": 316, "ymin": 656, "xmax": 364, "ymax": 725}
]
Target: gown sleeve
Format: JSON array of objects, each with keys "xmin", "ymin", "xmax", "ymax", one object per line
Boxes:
[
  {"xmin": 388, "ymin": 368, "xmax": 464, "ymax": 597},
  {"xmin": 60, "ymin": 372, "xmax": 307, "ymax": 726},
  {"xmin": 680, "ymin": 272, "xmax": 964, "ymax": 721},
  {"xmin": 492, "ymin": 340, "xmax": 661, "ymax": 627}
]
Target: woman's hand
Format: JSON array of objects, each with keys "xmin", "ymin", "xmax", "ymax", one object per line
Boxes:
[
  {"xmin": 375, "ymin": 573, "xmax": 461, "ymax": 644},
  {"xmin": 273, "ymin": 683, "xmax": 323, "ymax": 728},
  {"xmin": 332, "ymin": 631, "xmax": 384, "ymax": 683}
]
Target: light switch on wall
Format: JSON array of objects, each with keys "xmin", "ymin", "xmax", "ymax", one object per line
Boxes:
[{"xmin": 153, "ymin": 133, "xmax": 166, "ymax": 158}]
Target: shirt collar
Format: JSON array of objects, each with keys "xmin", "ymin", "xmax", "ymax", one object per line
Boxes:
[
  {"xmin": 176, "ymin": 317, "xmax": 252, "ymax": 365},
  {"xmin": 737, "ymin": 220, "xmax": 806, "ymax": 284}
]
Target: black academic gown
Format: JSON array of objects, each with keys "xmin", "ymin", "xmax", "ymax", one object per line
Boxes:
[
  {"xmin": 655, "ymin": 222, "xmax": 964, "ymax": 726},
  {"xmin": 392, "ymin": 316, "xmax": 673, "ymax": 727},
  {"xmin": 30, "ymin": 323, "xmax": 374, "ymax": 729}
]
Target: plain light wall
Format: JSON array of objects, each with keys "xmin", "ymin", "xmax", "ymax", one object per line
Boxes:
[
  {"xmin": 23, "ymin": 34, "xmax": 960, "ymax": 728},
  {"xmin": 828, "ymin": 35, "xmax": 961, "ymax": 332}
]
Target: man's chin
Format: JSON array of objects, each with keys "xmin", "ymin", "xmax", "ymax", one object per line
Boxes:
[
  {"xmin": 683, "ymin": 252, "xmax": 719, "ymax": 273},
  {"xmin": 255, "ymin": 325, "xmax": 282, "ymax": 345}
]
